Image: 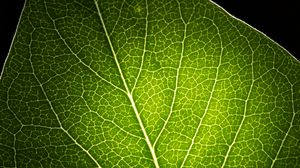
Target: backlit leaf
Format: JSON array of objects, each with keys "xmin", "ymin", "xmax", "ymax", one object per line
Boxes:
[{"xmin": 0, "ymin": 0, "xmax": 299, "ymax": 167}]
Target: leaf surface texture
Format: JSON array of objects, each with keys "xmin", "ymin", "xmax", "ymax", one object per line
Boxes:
[{"xmin": 0, "ymin": 0, "xmax": 299, "ymax": 167}]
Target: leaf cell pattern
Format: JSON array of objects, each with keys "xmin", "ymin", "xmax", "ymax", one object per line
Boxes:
[{"xmin": 0, "ymin": 0, "xmax": 299, "ymax": 167}]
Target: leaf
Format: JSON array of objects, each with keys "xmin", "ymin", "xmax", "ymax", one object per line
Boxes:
[{"xmin": 0, "ymin": 0, "xmax": 299, "ymax": 167}]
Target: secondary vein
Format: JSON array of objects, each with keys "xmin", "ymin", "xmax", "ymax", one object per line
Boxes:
[
  {"xmin": 131, "ymin": 0, "xmax": 149, "ymax": 94},
  {"xmin": 29, "ymin": 31, "xmax": 101, "ymax": 168},
  {"xmin": 180, "ymin": 21, "xmax": 223, "ymax": 168},
  {"xmin": 221, "ymin": 35, "xmax": 254, "ymax": 168},
  {"xmin": 270, "ymin": 70, "xmax": 295, "ymax": 168},
  {"xmin": 43, "ymin": 1, "xmax": 126, "ymax": 94},
  {"xmin": 153, "ymin": 0, "xmax": 187, "ymax": 147}
]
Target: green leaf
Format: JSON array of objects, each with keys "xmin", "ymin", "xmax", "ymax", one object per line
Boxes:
[{"xmin": 1, "ymin": 0, "xmax": 299, "ymax": 167}]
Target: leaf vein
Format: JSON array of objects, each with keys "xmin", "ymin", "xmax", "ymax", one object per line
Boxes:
[
  {"xmin": 93, "ymin": 0, "xmax": 159, "ymax": 167},
  {"xmin": 270, "ymin": 70, "xmax": 295, "ymax": 168},
  {"xmin": 221, "ymin": 35, "xmax": 254, "ymax": 168},
  {"xmin": 29, "ymin": 39, "xmax": 102, "ymax": 168},
  {"xmin": 131, "ymin": 0, "xmax": 149, "ymax": 94},
  {"xmin": 180, "ymin": 21, "xmax": 223, "ymax": 168},
  {"xmin": 44, "ymin": 1, "xmax": 126, "ymax": 94},
  {"xmin": 153, "ymin": 0, "xmax": 187, "ymax": 147}
]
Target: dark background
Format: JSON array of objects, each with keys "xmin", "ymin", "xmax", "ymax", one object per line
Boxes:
[
  {"xmin": 212, "ymin": 0, "xmax": 299, "ymax": 59},
  {"xmin": 0, "ymin": 0, "xmax": 299, "ymax": 71}
]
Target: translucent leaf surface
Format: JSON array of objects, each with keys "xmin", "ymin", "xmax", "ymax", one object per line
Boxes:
[{"xmin": 0, "ymin": 0, "xmax": 299, "ymax": 167}]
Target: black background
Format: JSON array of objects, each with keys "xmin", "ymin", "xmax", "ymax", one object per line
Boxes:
[
  {"xmin": 212, "ymin": 0, "xmax": 299, "ymax": 59},
  {"xmin": 0, "ymin": 0, "xmax": 299, "ymax": 71}
]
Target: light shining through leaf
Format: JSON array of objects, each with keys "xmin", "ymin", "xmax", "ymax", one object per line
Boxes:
[{"xmin": 0, "ymin": 0, "xmax": 299, "ymax": 167}]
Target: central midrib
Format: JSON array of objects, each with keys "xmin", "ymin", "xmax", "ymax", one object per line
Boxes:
[{"xmin": 93, "ymin": 0, "xmax": 160, "ymax": 167}]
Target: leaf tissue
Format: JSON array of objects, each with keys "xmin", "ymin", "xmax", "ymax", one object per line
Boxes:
[{"xmin": 0, "ymin": 0, "xmax": 299, "ymax": 167}]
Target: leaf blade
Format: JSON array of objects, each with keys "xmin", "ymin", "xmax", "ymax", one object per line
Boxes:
[{"xmin": 0, "ymin": 0, "xmax": 299, "ymax": 167}]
